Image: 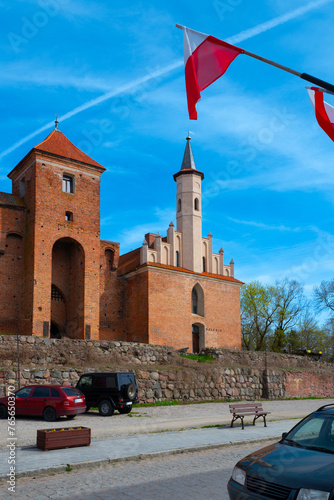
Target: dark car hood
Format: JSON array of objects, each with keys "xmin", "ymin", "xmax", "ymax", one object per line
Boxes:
[{"xmin": 239, "ymin": 443, "xmax": 334, "ymax": 492}]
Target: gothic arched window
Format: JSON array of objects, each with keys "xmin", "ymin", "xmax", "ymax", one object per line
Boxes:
[{"xmin": 191, "ymin": 284, "xmax": 204, "ymax": 316}]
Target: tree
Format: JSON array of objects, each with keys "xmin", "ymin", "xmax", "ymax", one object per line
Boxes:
[
  {"xmin": 270, "ymin": 329, "xmax": 286, "ymax": 353},
  {"xmin": 274, "ymin": 278, "xmax": 306, "ymax": 332},
  {"xmin": 321, "ymin": 318, "xmax": 334, "ymax": 361},
  {"xmin": 285, "ymin": 330, "xmax": 301, "ymax": 352},
  {"xmin": 297, "ymin": 306, "xmax": 326, "ymax": 352},
  {"xmin": 241, "ymin": 279, "xmax": 306, "ymax": 352},
  {"xmin": 313, "ymin": 280, "xmax": 334, "ymax": 314},
  {"xmin": 241, "ymin": 281, "xmax": 280, "ymax": 351}
]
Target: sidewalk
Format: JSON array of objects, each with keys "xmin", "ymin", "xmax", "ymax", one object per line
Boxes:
[{"xmin": 0, "ymin": 419, "xmax": 295, "ymax": 479}]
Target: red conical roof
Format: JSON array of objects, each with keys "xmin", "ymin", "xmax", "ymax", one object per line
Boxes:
[{"xmin": 34, "ymin": 129, "xmax": 105, "ymax": 170}]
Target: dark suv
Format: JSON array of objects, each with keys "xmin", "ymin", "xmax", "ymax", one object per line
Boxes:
[{"xmin": 76, "ymin": 372, "xmax": 138, "ymax": 416}]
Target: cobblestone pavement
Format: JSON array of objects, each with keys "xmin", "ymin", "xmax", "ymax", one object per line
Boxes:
[{"xmin": 2, "ymin": 440, "xmax": 276, "ymax": 500}]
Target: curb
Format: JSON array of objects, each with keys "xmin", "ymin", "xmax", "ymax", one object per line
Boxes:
[{"xmin": 0, "ymin": 433, "xmax": 283, "ymax": 480}]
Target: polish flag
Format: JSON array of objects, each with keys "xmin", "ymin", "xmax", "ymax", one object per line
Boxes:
[
  {"xmin": 182, "ymin": 26, "xmax": 244, "ymax": 119},
  {"xmin": 307, "ymin": 86, "xmax": 334, "ymax": 142}
]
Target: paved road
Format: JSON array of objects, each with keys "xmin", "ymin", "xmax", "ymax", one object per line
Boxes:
[{"xmin": 2, "ymin": 439, "xmax": 276, "ymax": 500}]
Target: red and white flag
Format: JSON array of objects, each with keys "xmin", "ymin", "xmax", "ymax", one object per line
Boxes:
[
  {"xmin": 307, "ymin": 86, "xmax": 334, "ymax": 142},
  {"xmin": 181, "ymin": 26, "xmax": 244, "ymax": 119}
]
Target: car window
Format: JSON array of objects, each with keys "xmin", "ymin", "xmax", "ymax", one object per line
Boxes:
[
  {"xmin": 106, "ymin": 376, "xmax": 117, "ymax": 389},
  {"xmin": 95, "ymin": 376, "xmax": 106, "ymax": 388},
  {"xmin": 78, "ymin": 376, "xmax": 92, "ymax": 388},
  {"xmin": 61, "ymin": 387, "xmax": 82, "ymax": 396},
  {"xmin": 291, "ymin": 417, "xmax": 324, "ymax": 441},
  {"xmin": 331, "ymin": 420, "xmax": 334, "ymax": 438},
  {"xmin": 31, "ymin": 387, "xmax": 50, "ymax": 398},
  {"xmin": 16, "ymin": 387, "xmax": 32, "ymax": 398},
  {"xmin": 119, "ymin": 374, "xmax": 135, "ymax": 386},
  {"xmin": 50, "ymin": 388, "xmax": 61, "ymax": 397}
]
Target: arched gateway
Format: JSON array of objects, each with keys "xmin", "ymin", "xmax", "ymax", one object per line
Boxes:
[{"xmin": 51, "ymin": 237, "xmax": 85, "ymax": 339}]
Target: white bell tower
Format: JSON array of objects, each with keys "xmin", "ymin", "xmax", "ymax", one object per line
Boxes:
[{"xmin": 173, "ymin": 136, "xmax": 204, "ymax": 273}]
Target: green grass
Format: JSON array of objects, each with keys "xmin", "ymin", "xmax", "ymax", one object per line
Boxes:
[
  {"xmin": 179, "ymin": 353, "xmax": 215, "ymax": 362},
  {"xmin": 135, "ymin": 398, "xmax": 242, "ymax": 408}
]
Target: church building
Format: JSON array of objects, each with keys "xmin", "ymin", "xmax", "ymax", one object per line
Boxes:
[{"xmin": 0, "ymin": 126, "xmax": 242, "ymax": 352}]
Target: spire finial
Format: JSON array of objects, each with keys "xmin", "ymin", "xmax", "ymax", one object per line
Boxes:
[{"xmin": 55, "ymin": 114, "xmax": 59, "ymax": 130}]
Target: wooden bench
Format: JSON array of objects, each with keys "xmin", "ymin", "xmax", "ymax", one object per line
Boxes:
[{"xmin": 229, "ymin": 403, "xmax": 270, "ymax": 430}]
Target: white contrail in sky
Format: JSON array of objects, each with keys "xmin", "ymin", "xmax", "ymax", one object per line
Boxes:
[
  {"xmin": 227, "ymin": 0, "xmax": 334, "ymax": 44},
  {"xmin": 0, "ymin": 0, "xmax": 332, "ymax": 161}
]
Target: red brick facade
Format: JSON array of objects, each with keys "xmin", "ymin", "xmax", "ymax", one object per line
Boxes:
[
  {"xmin": 120, "ymin": 264, "xmax": 241, "ymax": 351},
  {"xmin": 0, "ymin": 128, "xmax": 242, "ymax": 350}
]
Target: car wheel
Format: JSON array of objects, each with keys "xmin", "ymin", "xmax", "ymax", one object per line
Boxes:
[
  {"xmin": 85, "ymin": 406, "xmax": 90, "ymax": 413},
  {"xmin": 66, "ymin": 415, "xmax": 76, "ymax": 420},
  {"xmin": 43, "ymin": 406, "xmax": 58, "ymax": 422},
  {"xmin": 0, "ymin": 404, "xmax": 7, "ymax": 419},
  {"xmin": 118, "ymin": 406, "xmax": 132, "ymax": 414},
  {"xmin": 98, "ymin": 400, "xmax": 114, "ymax": 416},
  {"xmin": 126, "ymin": 383, "xmax": 136, "ymax": 401}
]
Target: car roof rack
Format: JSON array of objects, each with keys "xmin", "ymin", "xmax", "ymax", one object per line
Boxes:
[{"xmin": 317, "ymin": 403, "xmax": 334, "ymax": 411}]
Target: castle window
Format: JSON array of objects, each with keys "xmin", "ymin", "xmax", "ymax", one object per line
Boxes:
[
  {"xmin": 177, "ymin": 199, "xmax": 181, "ymax": 212},
  {"xmin": 176, "ymin": 250, "xmax": 180, "ymax": 267},
  {"xmin": 105, "ymin": 249, "xmax": 115, "ymax": 271},
  {"xmin": 51, "ymin": 285, "xmax": 65, "ymax": 302},
  {"xmin": 63, "ymin": 174, "xmax": 74, "ymax": 193},
  {"xmin": 192, "ymin": 284, "xmax": 204, "ymax": 316},
  {"xmin": 202, "ymin": 257, "xmax": 206, "ymax": 272},
  {"xmin": 20, "ymin": 178, "xmax": 25, "ymax": 197},
  {"xmin": 194, "ymin": 198, "xmax": 199, "ymax": 211},
  {"xmin": 192, "ymin": 288, "xmax": 198, "ymax": 314},
  {"xmin": 65, "ymin": 211, "xmax": 73, "ymax": 222}
]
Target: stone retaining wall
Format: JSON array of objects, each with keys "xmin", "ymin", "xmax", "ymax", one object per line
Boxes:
[
  {"xmin": 0, "ymin": 365, "xmax": 284, "ymax": 402},
  {"xmin": 0, "ymin": 336, "xmax": 333, "ymax": 402}
]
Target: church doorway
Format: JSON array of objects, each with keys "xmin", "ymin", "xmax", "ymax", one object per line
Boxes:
[
  {"xmin": 51, "ymin": 238, "xmax": 85, "ymax": 339},
  {"xmin": 50, "ymin": 321, "xmax": 61, "ymax": 339},
  {"xmin": 192, "ymin": 323, "xmax": 205, "ymax": 353}
]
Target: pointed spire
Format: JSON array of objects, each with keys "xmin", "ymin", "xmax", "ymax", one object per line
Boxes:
[
  {"xmin": 55, "ymin": 114, "xmax": 59, "ymax": 131},
  {"xmin": 181, "ymin": 136, "xmax": 196, "ymax": 171}
]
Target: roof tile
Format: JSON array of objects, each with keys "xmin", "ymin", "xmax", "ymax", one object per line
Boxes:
[
  {"xmin": 0, "ymin": 192, "xmax": 25, "ymax": 208},
  {"xmin": 34, "ymin": 130, "xmax": 105, "ymax": 170}
]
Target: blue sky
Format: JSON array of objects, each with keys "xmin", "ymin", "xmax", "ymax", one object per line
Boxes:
[{"xmin": 1, "ymin": 0, "xmax": 334, "ymax": 303}]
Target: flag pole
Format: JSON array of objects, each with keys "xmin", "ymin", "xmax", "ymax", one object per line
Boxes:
[{"xmin": 175, "ymin": 24, "xmax": 334, "ymax": 94}]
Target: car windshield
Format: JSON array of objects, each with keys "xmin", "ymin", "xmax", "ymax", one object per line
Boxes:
[
  {"xmin": 283, "ymin": 414, "xmax": 334, "ymax": 454},
  {"xmin": 61, "ymin": 387, "xmax": 83, "ymax": 396}
]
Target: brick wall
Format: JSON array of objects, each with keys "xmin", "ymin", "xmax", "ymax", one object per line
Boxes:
[
  {"xmin": 7, "ymin": 152, "xmax": 104, "ymax": 340},
  {"xmin": 128, "ymin": 266, "xmax": 242, "ymax": 350},
  {"xmin": 99, "ymin": 240, "xmax": 127, "ymax": 341},
  {"xmin": 285, "ymin": 371, "xmax": 334, "ymax": 398},
  {"xmin": 0, "ymin": 207, "xmax": 26, "ymax": 334},
  {"xmin": 125, "ymin": 270, "xmax": 149, "ymax": 343}
]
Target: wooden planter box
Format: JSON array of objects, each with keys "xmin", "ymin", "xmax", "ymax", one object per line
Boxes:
[{"xmin": 37, "ymin": 426, "xmax": 91, "ymax": 451}]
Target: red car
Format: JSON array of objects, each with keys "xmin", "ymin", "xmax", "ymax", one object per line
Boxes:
[{"xmin": 0, "ymin": 385, "xmax": 86, "ymax": 421}]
